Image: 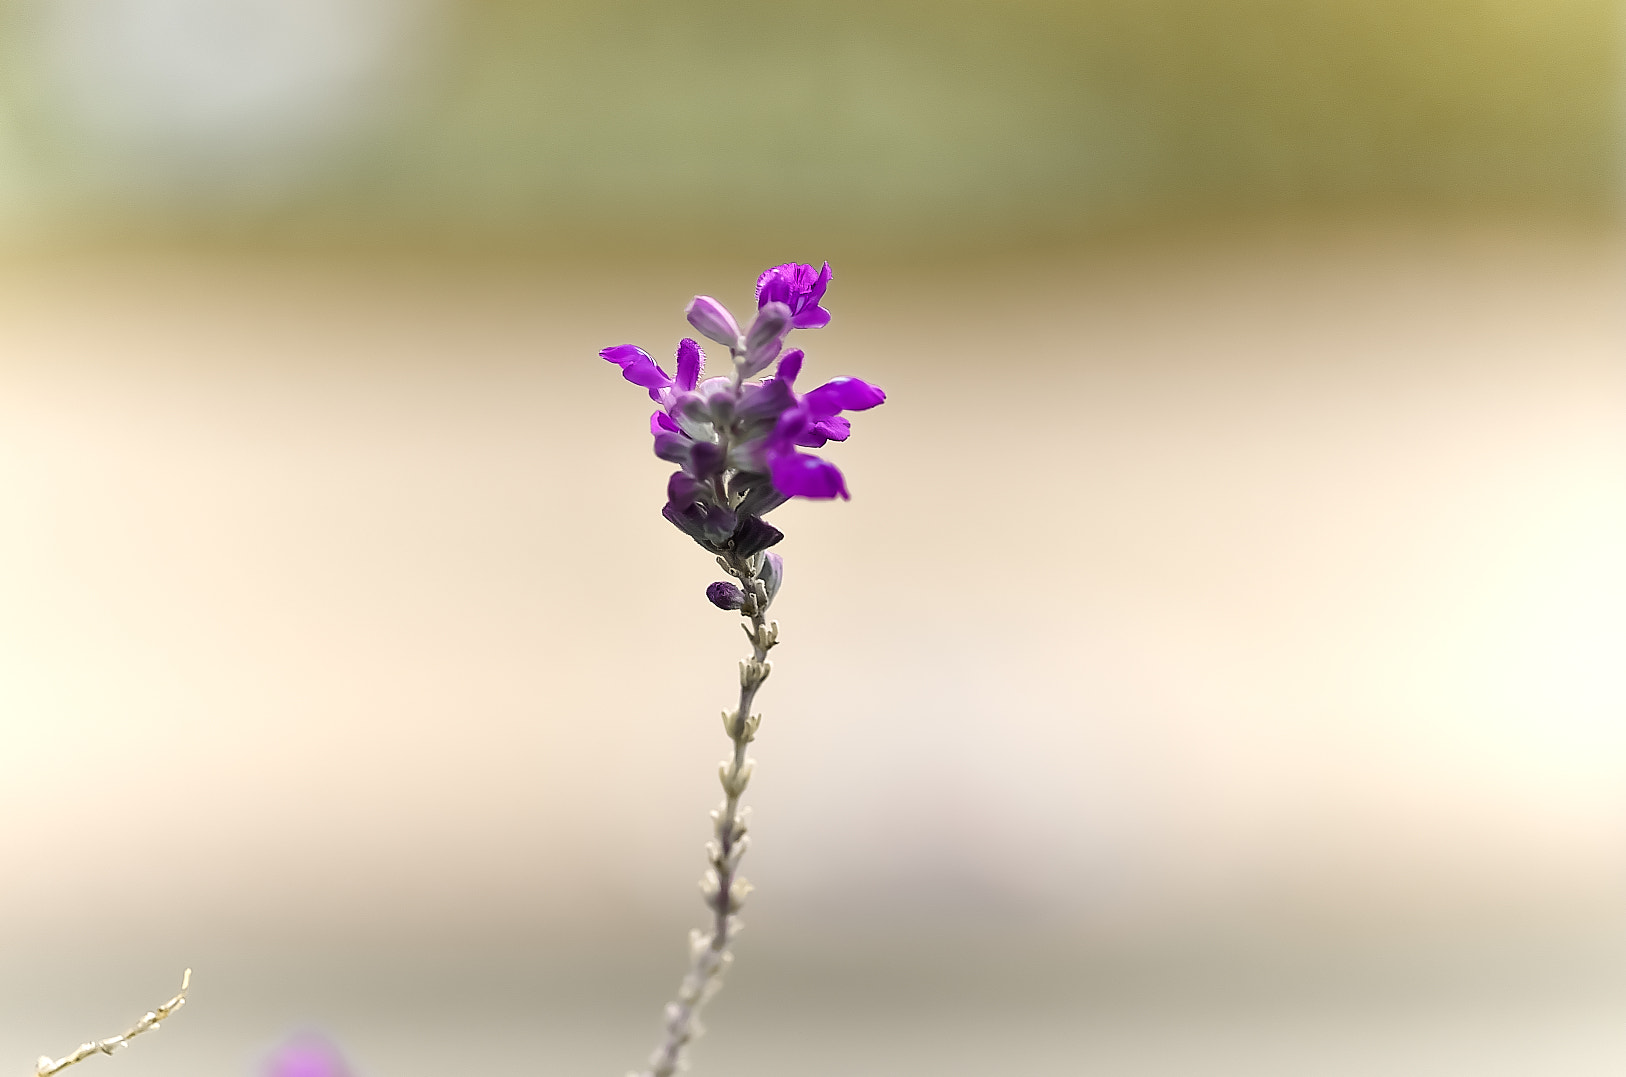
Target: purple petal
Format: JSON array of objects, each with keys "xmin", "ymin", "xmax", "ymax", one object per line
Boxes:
[
  {"xmin": 600, "ymin": 344, "xmax": 646, "ymax": 365},
  {"xmin": 794, "ymin": 415, "xmax": 850, "ymax": 447},
  {"xmin": 755, "ymin": 264, "xmax": 784, "ymax": 303},
  {"xmin": 808, "ymin": 261, "xmax": 832, "ymax": 304},
  {"xmin": 627, "ymin": 360, "xmax": 675, "ymax": 388},
  {"xmin": 757, "ymin": 277, "xmax": 788, "ymax": 308},
  {"xmin": 654, "ymin": 432, "xmax": 691, "ymax": 464},
  {"xmin": 675, "ymin": 338, "xmax": 703, "ymax": 392},
  {"xmin": 736, "ymin": 377, "xmax": 798, "ymax": 427},
  {"xmin": 688, "ymin": 440, "xmax": 725, "ymax": 477},
  {"xmin": 601, "ymin": 344, "xmax": 674, "ymax": 390},
  {"xmin": 770, "ymin": 452, "xmax": 849, "ymax": 500},
  {"xmin": 686, "ymin": 296, "xmax": 742, "ymax": 349},
  {"xmin": 805, "ymin": 376, "xmax": 885, "ymax": 416},
  {"xmin": 616, "ymin": 354, "xmax": 675, "ymax": 389},
  {"xmin": 791, "ymin": 304, "xmax": 831, "ymax": 330},
  {"xmin": 667, "ymin": 470, "xmax": 706, "ymax": 505},
  {"xmin": 650, "ymin": 410, "xmax": 681, "ymax": 435},
  {"xmin": 776, "ymin": 349, "xmax": 804, "ymax": 385},
  {"xmin": 734, "ymin": 479, "xmax": 790, "ymax": 518},
  {"xmin": 730, "ymin": 515, "xmax": 784, "ymax": 556}
]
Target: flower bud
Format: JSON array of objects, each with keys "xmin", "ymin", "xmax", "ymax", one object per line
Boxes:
[
  {"xmin": 738, "ymin": 336, "xmax": 782, "ymax": 379},
  {"xmin": 746, "ymin": 301, "xmax": 792, "ymax": 349},
  {"xmin": 738, "ymin": 302, "xmax": 792, "ymax": 377},
  {"xmin": 760, "ymin": 552, "xmax": 784, "ymax": 607},
  {"xmin": 706, "ymin": 581, "xmax": 746, "ymax": 610},
  {"xmin": 686, "ymin": 296, "xmax": 743, "ymax": 351},
  {"xmin": 729, "ymin": 515, "xmax": 784, "ymax": 557}
]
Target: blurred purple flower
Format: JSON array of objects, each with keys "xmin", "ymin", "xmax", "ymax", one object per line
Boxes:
[
  {"xmin": 755, "ymin": 262, "xmax": 832, "ymax": 329},
  {"xmin": 265, "ymin": 1035, "xmax": 351, "ymax": 1077}
]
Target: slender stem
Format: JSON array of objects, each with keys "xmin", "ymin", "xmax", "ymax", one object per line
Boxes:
[
  {"xmin": 36, "ymin": 970, "xmax": 190, "ymax": 1077},
  {"xmin": 637, "ymin": 552, "xmax": 778, "ymax": 1077}
]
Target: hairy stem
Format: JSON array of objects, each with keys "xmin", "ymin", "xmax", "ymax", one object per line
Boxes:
[{"xmin": 636, "ymin": 552, "xmax": 779, "ymax": 1077}]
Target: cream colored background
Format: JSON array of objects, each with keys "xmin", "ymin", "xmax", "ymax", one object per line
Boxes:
[{"xmin": 0, "ymin": 221, "xmax": 1622, "ymax": 1075}]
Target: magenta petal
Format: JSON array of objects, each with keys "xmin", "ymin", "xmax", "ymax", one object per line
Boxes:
[
  {"xmin": 599, "ymin": 344, "xmax": 646, "ymax": 365},
  {"xmin": 805, "ymin": 376, "xmax": 885, "ymax": 416},
  {"xmin": 808, "ymin": 261, "xmax": 832, "ymax": 303},
  {"xmin": 675, "ymin": 338, "xmax": 703, "ymax": 392},
  {"xmin": 770, "ymin": 452, "xmax": 849, "ymax": 500},
  {"xmin": 791, "ymin": 305, "xmax": 831, "ymax": 329},
  {"xmin": 620, "ymin": 354, "xmax": 674, "ymax": 389},
  {"xmin": 818, "ymin": 415, "xmax": 851, "ymax": 440},
  {"xmin": 755, "ymin": 264, "xmax": 783, "ymax": 302},
  {"xmin": 603, "ymin": 343, "xmax": 674, "ymax": 388},
  {"xmin": 795, "ymin": 415, "xmax": 850, "ymax": 447}
]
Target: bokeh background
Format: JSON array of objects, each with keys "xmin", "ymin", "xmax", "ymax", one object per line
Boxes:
[{"xmin": 0, "ymin": 2, "xmax": 1623, "ymax": 1075}]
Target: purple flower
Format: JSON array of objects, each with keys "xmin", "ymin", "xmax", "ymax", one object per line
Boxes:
[
  {"xmin": 265, "ymin": 1035, "xmax": 351, "ymax": 1077},
  {"xmin": 600, "ymin": 344, "xmax": 673, "ymax": 391},
  {"xmin": 770, "ymin": 451, "xmax": 848, "ymax": 499},
  {"xmin": 599, "ymin": 262, "xmax": 883, "ymax": 556},
  {"xmin": 602, "ymin": 338, "xmax": 706, "ymax": 404},
  {"xmin": 756, "ymin": 262, "xmax": 833, "ymax": 329}
]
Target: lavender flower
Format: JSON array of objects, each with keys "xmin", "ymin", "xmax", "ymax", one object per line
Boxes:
[
  {"xmin": 599, "ymin": 266, "xmax": 883, "ymax": 561},
  {"xmin": 599, "ymin": 264, "xmax": 882, "ymax": 1077},
  {"xmin": 756, "ymin": 261, "xmax": 833, "ymax": 329}
]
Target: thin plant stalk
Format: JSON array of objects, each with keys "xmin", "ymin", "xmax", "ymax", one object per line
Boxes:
[
  {"xmin": 35, "ymin": 970, "xmax": 191, "ymax": 1077},
  {"xmin": 600, "ymin": 262, "xmax": 882, "ymax": 1075},
  {"xmin": 636, "ymin": 554, "xmax": 778, "ymax": 1077}
]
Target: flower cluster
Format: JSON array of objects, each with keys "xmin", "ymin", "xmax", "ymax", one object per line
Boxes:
[{"xmin": 600, "ymin": 262, "xmax": 884, "ymax": 559}]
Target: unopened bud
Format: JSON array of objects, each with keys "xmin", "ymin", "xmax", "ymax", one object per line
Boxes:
[
  {"xmin": 686, "ymin": 296, "xmax": 743, "ymax": 351},
  {"xmin": 738, "ymin": 302, "xmax": 791, "ymax": 377},
  {"xmin": 706, "ymin": 581, "xmax": 745, "ymax": 610},
  {"xmin": 760, "ymin": 552, "xmax": 784, "ymax": 608},
  {"xmin": 746, "ymin": 301, "xmax": 791, "ymax": 351}
]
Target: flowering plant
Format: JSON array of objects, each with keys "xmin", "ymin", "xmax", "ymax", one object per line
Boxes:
[{"xmin": 600, "ymin": 262, "xmax": 884, "ymax": 1077}]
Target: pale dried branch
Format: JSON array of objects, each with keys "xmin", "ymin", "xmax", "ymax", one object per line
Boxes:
[{"xmin": 34, "ymin": 969, "xmax": 191, "ymax": 1077}]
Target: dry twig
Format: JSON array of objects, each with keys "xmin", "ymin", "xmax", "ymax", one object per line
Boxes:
[{"xmin": 34, "ymin": 969, "xmax": 191, "ymax": 1077}]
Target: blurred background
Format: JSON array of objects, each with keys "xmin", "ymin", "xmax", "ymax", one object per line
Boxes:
[{"xmin": 0, "ymin": 1, "xmax": 1622, "ymax": 1074}]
